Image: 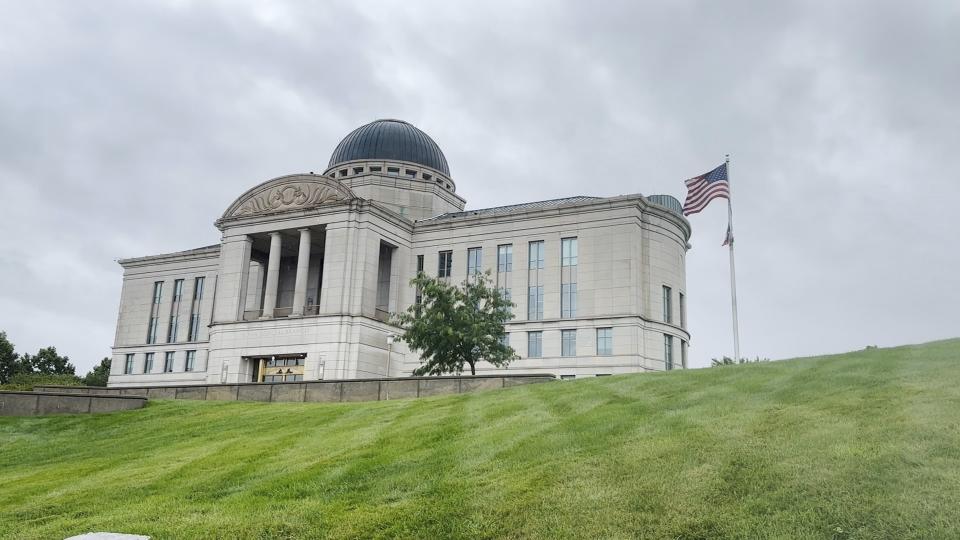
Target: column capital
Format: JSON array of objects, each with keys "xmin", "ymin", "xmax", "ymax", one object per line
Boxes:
[
  {"xmin": 297, "ymin": 227, "xmax": 311, "ymax": 233},
  {"xmin": 268, "ymin": 231, "xmax": 282, "ymax": 237}
]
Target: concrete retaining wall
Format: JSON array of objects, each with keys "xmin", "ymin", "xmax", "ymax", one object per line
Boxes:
[
  {"xmin": 34, "ymin": 374, "xmax": 555, "ymax": 404},
  {"xmin": 0, "ymin": 391, "xmax": 147, "ymax": 416}
]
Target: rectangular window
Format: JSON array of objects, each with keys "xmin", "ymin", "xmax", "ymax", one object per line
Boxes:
[
  {"xmin": 561, "ymin": 329, "xmax": 577, "ymax": 357},
  {"xmin": 124, "ymin": 354, "xmax": 134, "ymax": 375},
  {"xmin": 527, "ymin": 331, "xmax": 543, "ymax": 358},
  {"xmin": 561, "ymin": 283, "xmax": 577, "ymax": 318},
  {"xmin": 496, "ymin": 244, "xmax": 512, "ymax": 307},
  {"xmin": 561, "ymin": 237, "xmax": 578, "ymax": 267},
  {"xmin": 370, "ymin": 166, "xmax": 382, "ymax": 172},
  {"xmin": 387, "ymin": 166, "xmax": 400, "ymax": 175},
  {"xmin": 167, "ymin": 279, "xmax": 184, "ymax": 343},
  {"xmin": 467, "ymin": 247, "xmax": 482, "ymax": 277},
  {"xmin": 597, "ymin": 328, "xmax": 613, "ymax": 356},
  {"xmin": 438, "ymin": 250, "xmax": 453, "ymax": 278},
  {"xmin": 664, "ymin": 334, "xmax": 674, "ymax": 370},
  {"xmin": 663, "ymin": 285, "xmax": 673, "ymax": 324},
  {"xmin": 188, "ymin": 276, "xmax": 205, "ymax": 341},
  {"xmin": 679, "ymin": 292, "xmax": 686, "ymax": 328},
  {"xmin": 185, "ymin": 350, "xmax": 196, "ymax": 372},
  {"xmin": 353, "ymin": 166, "xmax": 364, "ymax": 174},
  {"xmin": 527, "ymin": 285, "xmax": 544, "ymax": 320},
  {"xmin": 146, "ymin": 281, "xmax": 163, "ymax": 344},
  {"xmin": 500, "ymin": 333, "xmax": 509, "ymax": 347},
  {"xmin": 527, "ymin": 241, "xmax": 544, "ymax": 320},
  {"xmin": 497, "ymin": 244, "xmax": 513, "ymax": 272},
  {"xmin": 561, "ymin": 238, "xmax": 578, "ymax": 318},
  {"xmin": 152, "ymin": 282, "xmax": 163, "ymax": 304},
  {"xmin": 405, "ymin": 169, "xmax": 417, "ymax": 178},
  {"xmin": 164, "ymin": 351, "xmax": 175, "ymax": 373},
  {"xmin": 194, "ymin": 276, "xmax": 204, "ymax": 300},
  {"xmin": 528, "ymin": 241, "xmax": 544, "ymax": 270},
  {"xmin": 415, "ymin": 255, "xmax": 424, "ymax": 305},
  {"xmin": 144, "ymin": 352, "xmax": 154, "ymax": 374}
]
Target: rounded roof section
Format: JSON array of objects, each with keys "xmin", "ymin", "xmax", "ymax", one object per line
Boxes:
[{"xmin": 328, "ymin": 119, "xmax": 450, "ymax": 176}]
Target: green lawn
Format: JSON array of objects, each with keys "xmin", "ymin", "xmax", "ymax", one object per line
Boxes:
[{"xmin": 2, "ymin": 339, "xmax": 959, "ymax": 539}]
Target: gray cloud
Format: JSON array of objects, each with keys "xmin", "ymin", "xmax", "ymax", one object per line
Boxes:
[{"xmin": 1, "ymin": 0, "xmax": 957, "ymax": 372}]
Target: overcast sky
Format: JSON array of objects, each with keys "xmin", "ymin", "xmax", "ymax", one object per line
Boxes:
[{"xmin": 1, "ymin": 0, "xmax": 958, "ymax": 373}]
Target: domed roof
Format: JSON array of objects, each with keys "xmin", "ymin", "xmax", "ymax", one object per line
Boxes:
[{"xmin": 328, "ymin": 119, "xmax": 450, "ymax": 176}]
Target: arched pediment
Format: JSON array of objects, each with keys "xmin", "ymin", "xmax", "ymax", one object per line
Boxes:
[{"xmin": 221, "ymin": 174, "xmax": 355, "ymax": 220}]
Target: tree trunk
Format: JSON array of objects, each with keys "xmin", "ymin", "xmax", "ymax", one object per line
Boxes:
[{"xmin": 469, "ymin": 361, "xmax": 476, "ymax": 376}]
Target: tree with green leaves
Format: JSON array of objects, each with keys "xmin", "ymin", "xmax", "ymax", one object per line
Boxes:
[
  {"xmin": 20, "ymin": 346, "xmax": 76, "ymax": 375},
  {"xmin": 82, "ymin": 357, "xmax": 112, "ymax": 387},
  {"xmin": 0, "ymin": 331, "xmax": 23, "ymax": 384},
  {"xmin": 393, "ymin": 272, "xmax": 517, "ymax": 376}
]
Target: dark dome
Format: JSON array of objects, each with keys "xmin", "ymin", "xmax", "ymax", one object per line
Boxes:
[{"xmin": 328, "ymin": 119, "xmax": 450, "ymax": 176}]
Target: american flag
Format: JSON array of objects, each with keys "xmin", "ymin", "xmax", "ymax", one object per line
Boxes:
[{"xmin": 683, "ymin": 163, "xmax": 729, "ymax": 216}]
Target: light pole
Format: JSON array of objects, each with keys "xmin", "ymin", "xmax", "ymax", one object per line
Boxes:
[{"xmin": 386, "ymin": 333, "xmax": 396, "ymax": 378}]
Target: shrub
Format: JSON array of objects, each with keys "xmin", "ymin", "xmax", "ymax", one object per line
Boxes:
[{"xmin": 2, "ymin": 373, "xmax": 83, "ymax": 391}]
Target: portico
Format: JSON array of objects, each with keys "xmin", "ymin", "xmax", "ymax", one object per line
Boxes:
[{"xmin": 237, "ymin": 226, "xmax": 326, "ymax": 321}]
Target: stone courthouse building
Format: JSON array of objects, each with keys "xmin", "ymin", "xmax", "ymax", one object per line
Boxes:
[{"xmin": 108, "ymin": 119, "xmax": 691, "ymax": 387}]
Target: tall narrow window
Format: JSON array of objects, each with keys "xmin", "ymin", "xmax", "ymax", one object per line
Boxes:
[
  {"xmin": 663, "ymin": 285, "xmax": 673, "ymax": 324},
  {"xmin": 664, "ymin": 334, "xmax": 674, "ymax": 370},
  {"xmin": 188, "ymin": 276, "xmax": 204, "ymax": 341},
  {"xmin": 500, "ymin": 334, "xmax": 510, "ymax": 347},
  {"xmin": 144, "ymin": 352, "xmax": 154, "ymax": 374},
  {"xmin": 438, "ymin": 250, "xmax": 453, "ymax": 279},
  {"xmin": 185, "ymin": 350, "xmax": 196, "ymax": 372},
  {"xmin": 467, "ymin": 247, "xmax": 482, "ymax": 279},
  {"xmin": 527, "ymin": 241, "xmax": 544, "ymax": 320},
  {"xmin": 124, "ymin": 354, "xmax": 134, "ymax": 375},
  {"xmin": 561, "ymin": 238, "xmax": 578, "ymax": 318},
  {"xmin": 415, "ymin": 255, "xmax": 424, "ymax": 305},
  {"xmin": 561, "ymin": 329, "xmax": 577, "ymax": 357},
  {"xmin": 527, "ymin": 331, "xmax": 543, "ymax": 358},
  {"xmin": 164, "ymin": 351, "xmax": 175, "ymax": 373},
  {"xmin": 597, "ymin": 328, "xmax": 613, "ymax": 356},
  {"xmin": 496, "ymin": 244, "xmax": 512, "ymax": 302},
  {"xmin": 167, "ymin": 279, "xmax": 184, "ymax": 343},
  {"xmin": 146, "ymin": 281, "xmax": 163, "ymax": 344},
  {"xmin": 679, "ymin": 292, "xmax": 686, "ymax": 328}
]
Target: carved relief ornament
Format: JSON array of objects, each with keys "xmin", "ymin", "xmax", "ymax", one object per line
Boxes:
[{"xmin": 223, "ymin": 175, "xmax": 355, "ymax": 219}]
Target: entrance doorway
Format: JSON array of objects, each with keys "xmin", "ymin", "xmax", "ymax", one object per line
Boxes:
[{"xmin": 245, "ymin": 353, "xmax": 307, "ymax": 383}]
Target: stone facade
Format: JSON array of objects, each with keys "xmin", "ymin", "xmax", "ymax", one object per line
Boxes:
[{"xmin": 108, "ymin": 120, "xmax": 691, "ymax": 387}]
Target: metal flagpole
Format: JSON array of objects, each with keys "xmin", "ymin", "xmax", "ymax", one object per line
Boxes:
[{"xmin": 726, "ymin": 154, "xmax": 741, "ymax": 362}]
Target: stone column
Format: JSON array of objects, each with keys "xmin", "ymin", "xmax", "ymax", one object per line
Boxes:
[
  {"xmin": 291, "ymin": 228, "xmax": 312, "ymax": 316},
  {"xmin": 261, "ymin": 232, "xmax": 282, "ymax": 318}
]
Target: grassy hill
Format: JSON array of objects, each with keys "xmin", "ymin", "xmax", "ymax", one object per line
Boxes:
[{"xmin": 2, "ymin": 339, "xmax": 959, "ymax": 539}]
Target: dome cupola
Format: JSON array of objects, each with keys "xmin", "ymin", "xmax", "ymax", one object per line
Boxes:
[{"xmin": 327, "ymin": 119, "xmax": 450, "ymax": 176}]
